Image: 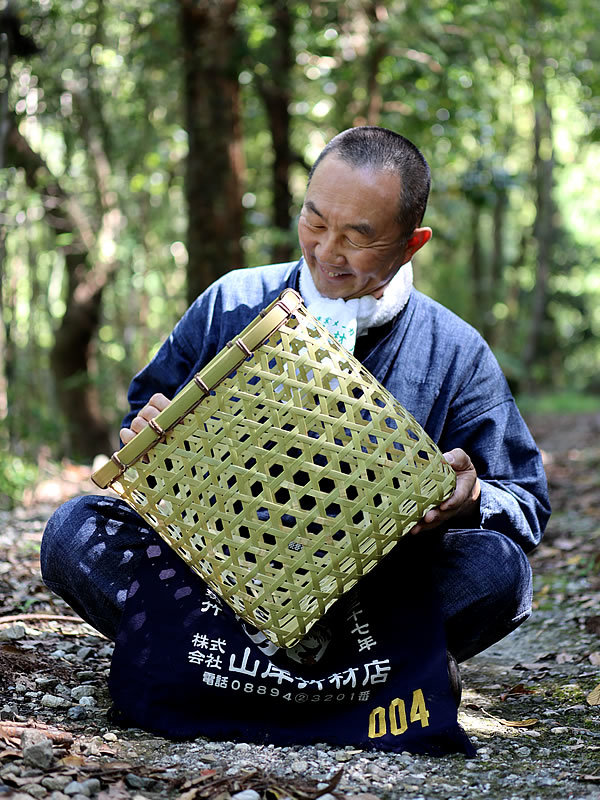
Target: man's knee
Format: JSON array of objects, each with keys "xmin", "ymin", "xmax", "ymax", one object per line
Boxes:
[
  {"xmin": 41, "ymin": 494, "xmax": 151, "ymax": 639},
  {"xmin": 41, "ymin": 495, "xmax": 97, "ymax": 584},
  {"xmin": 427, "ymin": 528, "xmax": 533, "ymax": 660},
  {"xmin": 41, "ymin": 494, "xmax": 139, "ymax": 585},
  {"xmin": 437, "ymin": 528, "xmax": 531, "ymax": 607}
]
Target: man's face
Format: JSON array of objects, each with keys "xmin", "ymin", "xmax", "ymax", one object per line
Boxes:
[{"xmin": 298, "ymin": 155, "xmax": 408, "ymax": 300}]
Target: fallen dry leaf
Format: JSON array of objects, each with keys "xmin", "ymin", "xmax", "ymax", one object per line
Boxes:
[
  {"xmin": 59, "ymin": 754, "xmax": 88, "ymax": 767},
  {"xmin": 585, "ymin": 616, "xmax": 600, "ymax": 636},
  {"xmin": 180, "ymin": 770, "xmax": 219, "ymax": 790},
  {"xmin": 304, "ymin": 767, "xmax": 343, "ymax": 798},
  {"xmin": 0, "ymin": 748, "xmax": 21, "ymax": 760},
  {"xmin": 344, "ymin": 795, "xmax": 383, "ymax": 800},
  {"xmin": 587, "ymin": 682, "xmax": 600, "ymax": 706},
  {"xmin": 500, "ymin": 683, "xmax": 536, "ymax": 701},
  {"xmin": 179, "ymin": 770, "xmax": 224, "ymax": 799},
  {"xmin": 97, "ymin": 780, "xmax": 132, "ymax": 800},
  {"xmin": 7, "ymin": 772, "xmax": 57, "ymax": 788},
  {"xmin": 478, "ymin": 707, "xmax": 539, "ymax": 727},
  {"xmin": 536, "ymin": 652, "xmax": 558, "ymax": 662}
]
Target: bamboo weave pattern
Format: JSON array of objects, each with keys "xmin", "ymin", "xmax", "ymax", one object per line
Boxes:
[{"xmin": 102, "ymin": 293, "xmax": 456, "ymax": 648}]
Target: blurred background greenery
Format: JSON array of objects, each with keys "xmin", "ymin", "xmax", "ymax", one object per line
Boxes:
[{"xmin": 1, "ymin": 0, "xmax": 598, "ymax": 505}]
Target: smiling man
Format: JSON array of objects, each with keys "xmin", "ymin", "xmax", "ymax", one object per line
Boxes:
[
  {"xmin": 42, "ymin": 127, "xmax": 550, "ymax": 700},
  {"xmin": 298, "ymin": 135, "xmax": 431, "ymax": 300}
]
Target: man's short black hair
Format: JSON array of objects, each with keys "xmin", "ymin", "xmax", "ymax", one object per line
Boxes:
[{"xmin": 308, "ymin": 126, "xmax": 431, "ymax": 238}]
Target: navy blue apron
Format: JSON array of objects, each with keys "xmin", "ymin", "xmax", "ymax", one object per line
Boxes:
[{"xmin": 109, "ymin": 534, "xmax": 474, "ymax": 756}]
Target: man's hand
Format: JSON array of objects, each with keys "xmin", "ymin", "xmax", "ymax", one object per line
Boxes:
[
  {"xmin": 120, "ymin": 393, "xmax": 171, "ymax": 445},
  {"xmin": 410, "ymin": 448, "xmax": 481, "ymax": 535}
]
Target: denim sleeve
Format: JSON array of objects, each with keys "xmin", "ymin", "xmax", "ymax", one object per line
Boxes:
[
  {"xmin": 478, "ymin": 477, "xmax": 549, "ymax": 554},
  {"xmin": 120, "ymin": 261, "xmax": 299, "ymax": 432},
  {"xmin": 120, "ymin": 290, "xmax": 221, "ymax": 430},
  {"xmin": 440, "ymin": 392, "xmax": 550, "ymax": 554},
  {"xmin": 411, "ymin": 315, "xmax": 551, "ymax": 554}
]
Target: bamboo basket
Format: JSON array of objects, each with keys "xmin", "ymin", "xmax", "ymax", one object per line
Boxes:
[{"xmin": 92, "ymin": 289, "xmax": 456, "ymax": 648}]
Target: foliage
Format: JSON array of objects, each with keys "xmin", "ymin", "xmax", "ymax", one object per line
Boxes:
[
  {"xmin": 516, "ymin": 391, "xmax": 600, "ymax": 416},
  {"xmin": 0, "ymin": 427, "xmax": 37, "ymax": 509},
  {"xmin": 1, "ymin": 0, "xmax": 599, "ymax": 460}
]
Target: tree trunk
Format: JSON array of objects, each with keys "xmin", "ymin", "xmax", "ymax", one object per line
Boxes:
[
  {"xmin": 0, "ymin": 31, "xmax": 13, "ymax": 441},
  {"xmin": 50, "ymin": 255, "xmax": 112, "ymax": 459},
  {"xmin": 470, "ymin": 202, "xmax": 485, "ymax": 330},
  {"xmin": 5, "ymin": 121, "xmax": 114, "ymax": 459},
  {"xmin": 491, "ymin": 188, "xmax": 507, "ymax": 299},
  {"xmin": 486, "ymin": 186, "xmax": 507, "ymax": 345},
  {"xmin": 255, "ymin": 0, "xmax": 294, "ymax": 264},
  {"xmin": 180, "ymin": 0, "xmax": 244, "ymax": 305},
  {"xmin": 364, "ymin": 3, "xmax": 389, "ymax": 125},
  {"xmin": 522, "ymin": 48, "xmax": 555, "ymax": 384},
  {"xmin": 0, "ymin": 238, "xmax": 16, "ymax": 446}
]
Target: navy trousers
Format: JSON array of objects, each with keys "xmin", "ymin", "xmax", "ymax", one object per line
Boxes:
[{"xmin": 40, "ymin": 494, "xmax": 533, "ymax": 662}]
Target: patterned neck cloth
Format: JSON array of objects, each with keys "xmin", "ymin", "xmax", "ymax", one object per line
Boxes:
[{"xmin": 299, "ymin": 259, "xmax": 414, "ymax": 353}]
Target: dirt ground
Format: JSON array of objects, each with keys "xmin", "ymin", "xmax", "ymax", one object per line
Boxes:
[{"xmin": 1, "ymin": 410, "xmax": 599, "ymax": 800}]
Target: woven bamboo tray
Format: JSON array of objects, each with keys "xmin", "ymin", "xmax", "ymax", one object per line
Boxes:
[{"xmin": 92, "ymin": 288, "xmax": 456, "ymax": 649}]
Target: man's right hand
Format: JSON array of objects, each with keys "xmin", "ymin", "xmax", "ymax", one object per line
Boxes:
[{"xmin": 120, "ymin": 393, "xmax": 171, "ymax": 445}]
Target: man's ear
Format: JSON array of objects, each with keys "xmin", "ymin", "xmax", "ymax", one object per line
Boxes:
[{"xmin": 400, "ymin": 227, "xmax": 432, "ymax": 264}]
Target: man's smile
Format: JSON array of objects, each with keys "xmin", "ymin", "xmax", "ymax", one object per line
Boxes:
[{"xmin": 317, "ymin": 261, "xmax": 351, "ymax": 279}]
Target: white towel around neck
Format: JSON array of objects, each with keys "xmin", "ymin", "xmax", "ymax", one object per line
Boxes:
[{"xmin": 298, "ymin": 260, "xmax": 413, "ymax": 353}]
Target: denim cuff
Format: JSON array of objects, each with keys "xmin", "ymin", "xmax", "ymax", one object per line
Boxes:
[{"xmin": 478, "ymin": 479, "xmax": 538, "ymax": 553}]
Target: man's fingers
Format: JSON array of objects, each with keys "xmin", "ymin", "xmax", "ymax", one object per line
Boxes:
[
  {"xmin": 409, "ymin": 508, "xmax": 441, "ymax": 535},
  {"xmin": 443, "ymin": 448, "xmax": 472, "ymax": 471},
  {"xmin": 410, "ymin": 448, "xmax": 480, "ymax": 534},
  {"xmin": 439, "ymin": 449, "xmax": 478, "ymax": 511},
  {"xmin": 138, "ymin": 405, "xmax": 162, "ymax": 423},
  {"xmin": 132, "ymin": 394, "xmax": 171, "ymax": 430},
  {"xmin": 130, "ymin": 415, "xmax": 149, "ymax": 434},
  {"xmin": 440, "ymin": 475, "xmax": 472, "ymax": 510},
  {"xmin": 120, "ymin": 393, "xmax": 171, "ymax": 445},
  {"xmin": 148, "ymin": 393, "xmax": 171, "ymax": 412},
  {"xmin": 120, "ymin": 427, "xmax": 136, "ymax": 445}
]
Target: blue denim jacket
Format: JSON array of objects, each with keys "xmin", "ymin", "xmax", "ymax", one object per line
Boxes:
[{"xmin": 123, "ymin": 259, "xmax": 550, "ymax": 554}]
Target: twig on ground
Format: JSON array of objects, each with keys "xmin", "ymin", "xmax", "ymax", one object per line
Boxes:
[
  {"xmin": 0, "ymin": 614, "xmax": 86, "ymax": 626},
  {"xmin": 0, "ymin": 720, "xmax": 74, "ymax": 744}
]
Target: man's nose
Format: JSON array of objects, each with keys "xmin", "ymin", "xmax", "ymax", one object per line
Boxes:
[{"xmin": 316, "ymin": 232, "xmax": 344, "ymax": 265}]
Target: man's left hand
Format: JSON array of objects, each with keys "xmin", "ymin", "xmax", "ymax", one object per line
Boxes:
[{"xmin": 409, "ymin": 448, "xmax": 481, "ymax": 535}]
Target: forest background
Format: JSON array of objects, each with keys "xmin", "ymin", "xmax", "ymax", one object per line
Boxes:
[{"xmin": 1, "ymin": 0, "xmax": 599, "ymax": 507}]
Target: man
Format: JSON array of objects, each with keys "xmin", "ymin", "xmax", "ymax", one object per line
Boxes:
[{"xmin": 41, "ymin": 126, "xmax": 550, "ymax": 672}]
